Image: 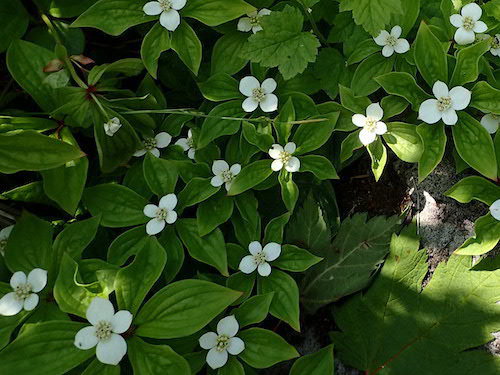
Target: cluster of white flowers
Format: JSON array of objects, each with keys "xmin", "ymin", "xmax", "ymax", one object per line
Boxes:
[
  {"xmin": 134, "ymin": 132, "xmax": 172, "ymax": 158},
  {"xmin": 104, "ymin": 117, "xmax": 122, "ymax": 137},
  {"xmin": 0, "ymin": 268, "xmax": 47, "ymax": 316},
  {"xmin": 143, "ymin": 0, "xmax": 186, "ymax": 31},
  {"xmin": 239, "ymin": 76, "xmax": 278, "ymax": 113},
  {"xmin": 0, "ymin": 225, "xmax": 13, "ymax": 257},
  {"xmin": 239, "ymin": 241, "xmax": 281, "ymax": 276},
  {"xmin": 199, "ymin": 315, "xmax": 245, "ymax": 369},
  {"xmin": 491, "ymin": 200, "xmax": 500, "ymax": 221},
  {"xmin": 237, "ymin": 9, "xmax": 271, "ymax": 34},
  {"xmin": 144, "ymin": 193, "xmax": 178, "ymax": 235},
  {"xmin": 74, "ymin": 297, "xmax": 132, "ymax": 365},
  {"xmin": 450, "ymin": 3, "xmax": 487, "ymax": 45},
  {"xmin": 373, "ymin": 26, "xmax": 410, "ymax": 57},
  {"xmin": 352, "ymin": 103, "xmax": 387, "ymax": 146},
  {"xmin": 268, "ymin": 143, "xmax": 300, "ymax": 172},
  {"xmin": 210, "ymin": 160, "xmax": 241, "ymax": 191}
]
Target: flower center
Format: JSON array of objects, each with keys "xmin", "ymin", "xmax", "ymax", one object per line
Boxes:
[
  {"xmin": 186, "ymin": 137, "xmax": 194, "ymax": 148},
  {"xmin": 158, "ymin": 0, "xmax": 172, "ymax": 11},
  {"xmin": 252, "ymin": 88, "xmax": 266, "ymax": 102},
  {"xmin": 0, "ymin": 239, "xmax": 7, "ymax": 254},
  {"xmin": 492, "ymin": 36, "xmax": 500, "ymax": 50},
  {"xmin": 143, "ymin": 137, "xmax": 157, "ymax": 150},
  {"xmin": 156, "ymin": 208, "xmax": 169, "ymax": 220},
  {"xmin": 249, "ymin": 15, "xmax": 260, "ymax": 26},
  {"xmin": 365, "ymin": 118, "xmax": 378, "ymax": 132},
  {"xmin": 278, "ymin": 150, "xmax": 292, "ymax": 164},
  {"xmin": 462, "ymin": 16, "xmax": 475, "ymax": 31},
  {"xmin": 216, "ymin": 335, "xmax": 230, "ymax": 351},
  {"xmin": 386, "ymin": 35, "xmax": 397, "ymax": 47},
  {"xmin": 221, "ymin": 170, "xmax": 234, "ymax": 183},
  {"xmin": 253, "ymin": 251, "xmax": 267, "ymax": 265},
  {"xmin": 437, "ymin": 96, "xmax": 452, "ymax": 112},
  {"xmin": 95, "ymin": 321, "xmax": 113, "ymax": 341},
  {"xmin": 14, "ymin": 283, "xmax": 32, "ymax": 300}
]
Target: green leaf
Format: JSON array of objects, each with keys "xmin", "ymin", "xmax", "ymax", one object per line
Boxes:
[
  {"xmin": 290, "ymin": 345, "xmax": 334, "ymax": 375},
  {"xmin": 0, "ymin": 283, "xmax": 28, "ymax": 350},
  {"xmin": 226, "ymin": 271, "xmax": 255, "ymax": 305},
  {"xmin": 88, "ymin": 58, "xmax": 144, "ymax": 85},
  {"xmin": 293, "ymin": 114, "xmax": 338, "ymax": 155},
  {"xmin": 416, "ymin": 122, "xmax": 446, "ymax": 182},
  {"xmin": 158, "ymin": 227, "xmax": 185, "ymax": 283},
  {"xmin": 143, "ymin": 153, "xmax": 178, "ymax": 196},
  {"xmin": 211, "ymin": 32, "xmax": 248, "ymax": 75},
  {"xmin": 178, "ymin": 177, "xmax": 219, "ymax": 209},
  {"xmin": 115, "ymin": 240, "xmax": 166, "ymax": 315},
  {"xmin": 176, "ymin": 218, "xmax": 228, "ymax": 276},
  {"xmin": 381, "ymin": 95, "xmax": 408, "ymax": 119},
  {"xmin": 72, "ymin": 0, "xmax": 154, "ymax": 36},
  {"xmin": 445, "ymin": 176, "xmax": 500, "ymax": 206},
  {"xmin": 339, "ymin": 85, "xmax": 371, "ymax": 114},
  {"xmin": 128, "ymin": 337, "xmax": 191, "ymax": 375},
  {"xmin": 346, "ymin": 39, "xmax": 380, "ymax": 65},
  {"xmin": 0, "ymin": 116, "xmax": 57, "ymax": 134},
  {"xmin": 332, "ymin": 225, "xmax": 500, "ymax": 374},
  {"xmin": 233, "ymin": 293, "xmax": 274, "ymax": 328},
  {"xmin": 340, "ymin": 0, "xmax": 403, "ymax": 35},
  {"xmin": 302, "ymin": 213, "xmax": 399, "ymax": 313},
  {"xmin": 141, "ymin": 23, "xmax": 171, "ymax": 79},
  {"xmin": 340, "ymin": 130, "xmax": 363, "ymax": 162},
  {"xmin": 107, "ymin": 226, "xmax": 149, "ymax": 265},
  {"xmin": 375, "ymin": 72, "xmax": 431, "ymax": 110},
  {"xmin": 263, "ymin": 213, "xmax": 290, "ymax": 244},
  {"xmin": 367, "ymin": 138, "xmax": 387, "ymax": 181},
  {"xmin": 452, "ymin": 112, "xmax": 497, "ymax": 180},
  {"xmin": 0, "ymin": 1, "xmax": 28, "ymax": 53},
  {"xmin": 450, "ymin": 38, "xmax": 491, "ymax": 86},
  {"xmin": 198, "ymin": 73, "xmax": 240, "ymax": 102},
  {"xmin": 228, "ymin": 160, "xmax": 273, "ymax": 196},
  {"xmin": 82, "ymin": 359, "xmax": 120, "ymax": 375},
  {"xmin": 218, "ymin": 357, "xmax": 245, "ymax": 375},
  {"xmin": 470, "ymin": 81, "xmax": 500, "ymax": 115},
  {"xmin": 299, "ymin": 155, "xmax": 339, "ymax": 180},
  {"xmin": 171, "ymin": 20, "xmax": 202, "ymax": 75},
  {"xmin": 82, "ymin": 183, "xmax": 148, "ymax": 227},
  {"xmin": 257, "ymin": 269, "xmax": 300, "ymax": 331},
  {"xmin": 279, "ymin": 172, "xmax": 299, "ymax": 211},
  {"xmin": 455, "ymin": 213, "xmax": 500, "ymax": 256},
  {"xmin": 273, "ymin": 244, "xmax": 322, "ymax": 272},
  {"xmin": 198, "ymin": 100, "xmax": 245, "ymax": 149},
  {"xmin": 241, "ymin": 5, "xmax": 320, "ymax": 80},
  {"xmin": 351, "ymin": 53, "xmax": 394, "ymax": 96},
  {"xmin": 414, "ymin": 21, "xmax": 448, "ymax": 87},
  {"xmin": 383, "ymin": 122, "xmax": 424, "ymax": 163},
  {"xmin": 135, "ymin": 279, "xmax": 241, "ymax": 338},
  {"xmin": 232, "ymin": 192, "xmax": 262, "ymax": 247},
  {"xmin": 0, "ymin": 321, "xmax": 93, "ymax": 374},
  {"xmin": 53, "ymin": 215, "xmax": 101, "ymax": 260},
  {"xmin": 239, "ymin": 328, "xmax": 299, "ymax": 368},
  {"xmin": 183, "ymin": 0, "xmax": 255, "ymax": 26},
  {"xmin": 197, "ymin": 192, "xmax": 234, "ymax": 236},
  {"xmin": 0, "ymin": 130, "xmax": 84, "ymax": 174}
]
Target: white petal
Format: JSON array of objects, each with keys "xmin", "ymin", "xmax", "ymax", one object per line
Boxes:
[
  {"xmin": 143, "ymin": 1, "xmax": 162, "ymax": 15},
  {"xmin": 268, "ymin": 144, "xmax": 284, "ymax": 159},
  {"xmin": 199, "ymin": 332, "xmax": 218, "ymax": 349},
  {"xmin": 146, "ymin": 219, "xmax": 166, "ymax": 235},
  {"xmin": 263, "ymin": 243, "xmax": 281, "ymax": 261},
  {"xmin": 211, "ymin": 175, "xmax": 224, "ymax": 187},
  {"xmin": 159, "ymin": 193, "xmax": 177, "ymax": 210},
  {"xmin": 366, "ymin": 103, "xmax": 384, "ymax": 121},
  {"xmin": 374, "ymin": 30, "xmax": 390, "ymax": 46},
  {"xmin": 171, "ymin": 0, "xmax": 186, "ymax": 10},
  {"xmin": 227, "ymin": 337, "xmax": 245, "ymax": 355},
  {"xmin": 454, "ymin": 28, "xmax": 475, "ymax": 45},
  {"xmin": 433, "ymin": 81, "xmax": 449, "ymax": 98},
  {"xmin": 187, "ymin": 148, "xmax": 196, "ymax": 160},
  {"xmin": 160, "ymin": 9, "xmax": 180, "ymax": 32},
  {"xmin": 461, "ymin": 2, "xmax": 482, "ymax": 21},
  {"xmin": 23, "ymin": 293, "xmax": 39, "ymax": 311},
  {"xmin": 242, "ymin": 97, "xmax": 259, "ymax": 112},
  {"xmin": 261, "ymin": 78, "xmax": 277, "ymax": 94},
  {"xmin": 259, "ymin": 94, "xmax": 278, "ymax": 112},
  {"xmin": 375, "ymin": 121, "xmax": 388, "ymax": 135},
  {"xmin": 352, "ymin": 114, "xmax": 367, "ymax": 127},
  {"xmin": 237, "ymin": 17, "xmax": 253, "ymax": 32},
  {"xmin": 285, "ymin": 157, "xmax": 300, "ymax": 172},
  {"xmin": 480, "ymin": 115, "xmax": 499, "ymax": 134},
  {"xmin": 449, "ymin": 86, "xmax": 471, "ymax": 110},
  {"xmin": 206, "ymin": 347, "xmax": 228, "ymax": 370},
  {"xmin": 359, "ymin": 128, "xmax": 377, "ymax": 145},
  {"xmin": 252, "ymin": 25, "xmax": 263, "ymax": 33},
  {"xmin": 239, "ymin": 255, "xmax": 258, "ymax": 274},
  {"xmin": 96, "ymin": 334, "xmax": 127, "ymax": 366},
  {"xmin": 224, "ymin": 182, "xmax": 232, "ymax": 191},
  {"xmin": 257, "ymin": 262, "xmax": 272, "ymax": 277},
  {"xmin": 134, "ymin": 149, "xmax": 147, "ymax": 157},
  {"xmin": 0, "ymin": 225, "xmax": 13, "ymax": 240},
  {"xmin": 0, "ymin": 292, "xmax": 23, "ymax": 316},
  {"xmin": 248, "ymin": 241, "xmax": 262, "ymax": 255},
  {"xmin": 473, "ymin": 21, "xmax": 487, "ymax": 33},
  {"xmin": 217, "ymin": 315, "xmax": 239, "ymax": 337},
  {"xmin": 10, "ymin": 271, "xmax": 27, "ymax": 289},
  {"xmin": 490, "ymin": 200, "xmax": 500, "ymax": 221},
  {"xmin": 230, "ymin": 164, "xmax": 241, "ymax": 175},
  {"xmin": 150, "ymin": 148, "xmax": 160, "ymax": 159},
  {"xmin": 74, "ymin": 326, "xmax": 98, "ymax": 350},
  {"xmin": 239, "ymin": 76, "xmax": 260, "ymax": 96},
  {"xmin": 144, "ymin": 204, "xmax": 159, "ymax": 218},
  {"xmin": 111, "ymin": 310, "xmax": 133, "ymax": 334},
  {"xmin": 212, "ymin": 160, "xmax": 229, "ymax": 175},
  {"xmin": 382, "ymin": 45, "xmax": 395, "ymax": 57},
  {"xmin": 27, "ymin": 268, "xmax": 48, "ymax": 292},
  {"xmin": 165, "ymin": 210, "xmax": 177, "ymax": 224},
  {"xmin": 450, "ymin": 14, "xmax": 463, "ymax": 27},
  {"xmin": 391, "ymin": 25, "xmax": 402, "ymax": 38},
  {"xmin": 87, "ymin": 297, "xmax": 115, "ymax": 325},
  {"xmin": 259, "ymin": 8, "xmax": 271, "ymax": 16},
  {"xmin": 394, "ymin": 39, "xmax": 410, "ymax": 54},
  {"xmin": 155, "ymin": 132, "xmax": 172, "ymax": 148},
  {"xmin": 284, "ymin": 142, "xmax": 296, "ymax": 154},
  {"xmin": 271, "ymin": 159, "xmax": 284, "ymax": 171},
  {"xmin": 418, "ymin": 99, "xmax": 442, "ymax": 124},
  {"xmin": 442, "ymin": 108, "xmax": 458, "ymax": 125},
  {"xmin": 175, "ymin": 138, "xmax": 189, "ymax": 151}
]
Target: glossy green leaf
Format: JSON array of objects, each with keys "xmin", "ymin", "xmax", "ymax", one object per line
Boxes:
[
  {"xmin": 414, "ymin": 22, "xmax": 448, "ymax": 87},
  {"xmin": 416, "ymin": 122, "xmax": 446, "ymax": 182}
]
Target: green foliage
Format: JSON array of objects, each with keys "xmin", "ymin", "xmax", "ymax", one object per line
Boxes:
[{"xmin": 340, "ymin": 0, "xmax": 403, "ymax": 35}]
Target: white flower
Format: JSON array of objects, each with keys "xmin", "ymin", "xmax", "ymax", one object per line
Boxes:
[
  {"xmin": 490, "ymin": 199, "xmax": 500, "ymax": 221},
  {"xmin": 450, "ymin": 3, "xmax": 488, "ymax": 45},
  {"xmin": 0, "ymin": 268, "xmax": 47, "ymax": 316},
  {"xmin": 143, "ymin": 0, "xmax": 186, "ymax": 32},
  {"xmin": 104, "ymin": 117, "xmax": 121, "ymax": 137},
  {"xmin": 239, "ymin": 76, "xmax": 278, "ymax": 113},
  {"xmin": 74, "ymin": 297, "xmax": 132, "ymax": 365},
  {"xmin": 239, "ymin": 241, "xmax": 281, "ymax": 277},
  {"xmin": 211, "ymin": 160, "xmax": 241, "ymax": 191},
  {"xmin": 0, "ymin": 225, "xmax": 13, "ymax": 257},
  {"xmin": 199, "ymin": 315, "xmax": 245, "ymax": 369},
  {"xmin": 269, "ymin": 143, "xmax": 300, "ymax": 173},
  {"xmin": 480, "ymin": 114, "xmax": 499, "ymax": 134},
  {"xmin": 352, "ymin": 103, "xmax": 387, "ymax": 146},
  {"xmin": 373, "ymin": 26, "xmax": 410, "ymax": 57},
  {"xmin": 144, "ymin": 194, "xmax": 178, "ymax": 235},
  {"xmin": 134, "ymin": 132, "xmax": 172, "ymax": 158},
  {"xmin": 418, "ymin": 81, "xmax": 471, "ymax": 125},
  {"xmin": 175, "ymin": 129, "xmax": 195, "ymax": 159},
  {"xmin": 237, "ymin": 9, "xmax": 271, "ymax": 33}
]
